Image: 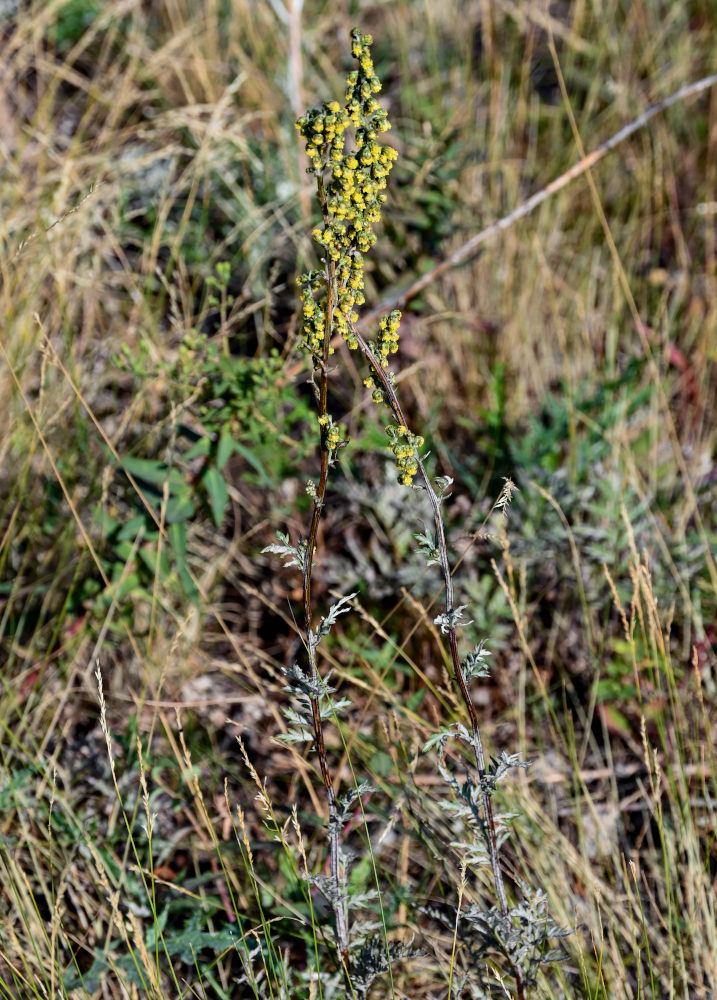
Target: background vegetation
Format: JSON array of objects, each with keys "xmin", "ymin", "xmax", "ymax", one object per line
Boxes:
[{"xmin": 0, "ymin": 0, "xmax": 715, "ymax": 997}]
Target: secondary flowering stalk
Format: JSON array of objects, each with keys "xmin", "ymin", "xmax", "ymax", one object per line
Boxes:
[
  {"xmin": 354, "ymin": 322, "xmax": 523, "ymax": 928},
  {"xmin": 350, "ymin": 317, "xmax": 526, "ymax": 999}
]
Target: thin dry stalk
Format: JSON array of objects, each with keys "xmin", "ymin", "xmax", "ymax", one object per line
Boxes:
[{"xmin": 363, "ymin": 71, "xmax": 717, "ymax": 323}]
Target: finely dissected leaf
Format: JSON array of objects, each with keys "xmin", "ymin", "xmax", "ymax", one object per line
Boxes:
[
  {"xmin": 434, "ymin": 604, "xmax": 473, "ymax": 634},
  {"xmin": 281, "ymin": 707, "xmax": 315, "ymax": 730},
  {"xmin": 316, "ymin": 592, "xmax": 357, "ymax": 639},
  {"xmin": 484, "ymin": 750, "xmax": 530, "ymax": 788},
  {"xmin": 449, "ymin": 839, "xmax": 491, "ymax": 865},
  {"xmin": 346, "ymin": 889, "xmax": 379, "ymax": 910},
  {"xmin": 335, "ymin": 780, "xmax": 374, "ymax": 827},
  {"xmin": 349, "ymin": 934, "xmax": 420, "ymax": 1000},
  {"xmin": 434, "ymin": 474, "xmax": 453, "ymax": 499},
  {"xmin": 145, "ymin": 910, "xmax": 239, "ymax": 964},
  {"xmin": 280, "ymin": 665, "xmax": 352, "ymax": 744},
  {"xmin": 423, "ymin": 721, "xmax": 472, "ymax": 755},
  {"xmin": 414, "ymin": 526, "xmax": 440, "ymax": 565},
  {"xmin": 462, "ymin": 638, "xmax": 492, "ymax": 679},
  {"xmin": 62, "ymin": 944, "xmax": 142, "ymax": 992},
  {"xmin": 458, "ymin": 885, "xmax": 574, "ymax": 988},
  {"xmin": 283, "ymin": 662, "xmax": 334, "ymax": 700},
  {"xmin": 276, "ymin": 726, "xmax": 314, "ymax": 744},
  {"xmin": 318, "ymin": 697, "xmax": 352, "ymax": 718},
  {"xmin": 422, "ymin": 730, "xmax": 448, "ymax": 754},
  {"xmin": 262, "ymin": 530, "xmax": 305, "ymax": 568}
]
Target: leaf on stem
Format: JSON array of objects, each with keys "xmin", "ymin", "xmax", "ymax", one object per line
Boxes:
[
  {"xmin": 462, "ymin": 639, "xmax": 492, "ymax": 680},
  {"xmin": 434, "ymin": 605, "xmax": 473, "ymax": 634},
  {"xmin": 261, "ymin": 530, "xmax": 307, "ymax": 569}
]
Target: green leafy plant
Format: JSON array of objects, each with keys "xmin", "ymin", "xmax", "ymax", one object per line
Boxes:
[
  {"xmin": 107, "ymin": 280, "xmax": 315, "ymax": 610},
  {"xmin": 48, "ymin": 0, "xmax": 103, "ymax": 50}
]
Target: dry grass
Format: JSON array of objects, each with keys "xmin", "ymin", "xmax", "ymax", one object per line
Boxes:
[{"xmin": 0, "ymin": 1, "xmax": 715, "ymax": 998}]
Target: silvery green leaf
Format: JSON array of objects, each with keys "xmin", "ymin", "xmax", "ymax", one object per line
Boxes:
[
  {"xmin": 282, "ymin": 663, "xmax": 331, "ymax": 699},
  {"xmin": 463, "ymin": 639, "xmax": 492, "ymax": 680},
  {"xmin": 434, "ymin": 605, "xmax": 473, "ymax": 634},
  {"xmin": 349, "ymin": 933, "xmax": 418, "ymax": 1000},
  {"xmin": 433, "ymin": 612, "xmax": 451, "ymax": 634},
  {"xmin": 439, "ymin": 799, "xmax": 472, "ymax": 819},
  {"xmin": 452, "ymin": 722, "xmax": 472, "ymax": 744},
  {"xmin": 261, "ymin": 530, "xmax": 304, "ymax": 568},
  {"xmin": 422, "ymin": 728, "xmax": 451, "ymax": 754},
  {"xmin": 308, "ymin": 872, "xmax": 346, "ymax": 908},
  {"xmin": 423, "ymin": 722, "xmax": 471, "ymax": 754},
  {"xmin": 347, "ymin": 889, "xmax": 379, "ymax": 910},
  {"xmin": 414, "ymin": 528, "xmax": 440, "ymax": 566},
  {"xmin": 318, "ymin": 697, "xmax": 352, "ymax": 720},
  {"xmin": 487, "ymin": 751, "xmax": 530, "ymax": 786},
  {"xmin": 282, "ymin": 706, "xmax": 314, "ymax": 728},
  {"xmin": 450, "ymin": 840, "xmax": 490, "ymax": 865},
  {"xmin": 335, "ymin": 781, "xmax": 374, "ymax": 826},
  {"xmin": 435, "ymin": 475, "xmax": 453, "ymax": 499},
  {"xmin": 317, "ymin": 592, "xmax": 357, "ymax": 639},
  {"xmin": 277, "ymin": 728, "xmax": 314, "ymax": 743}
]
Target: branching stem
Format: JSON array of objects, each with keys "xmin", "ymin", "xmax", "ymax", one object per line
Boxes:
[
  {"xmin": 351, "ymin": 320, "xmax": 525, "ymax": 1000},
  {"xmin": 292, "ymin": 28, "xmax": 532, "ymax": 995},
  {"xmin": 292, "ymin": 29, "xmax": 400, "ymax": 982}
]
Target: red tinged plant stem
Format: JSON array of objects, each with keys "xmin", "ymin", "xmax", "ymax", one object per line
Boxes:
[
  {"xmin": 291, "ymin": 31, "xmax": 399, "ymax": 976},
  {"xmin": 300, "ymin": 249, "xmax": 351, "ymax": 970}
]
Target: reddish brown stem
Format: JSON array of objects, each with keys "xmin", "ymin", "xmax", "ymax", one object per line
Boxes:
[{"xmin": 300, "ymin": 191, "xmax": 351, "ymax": 969}]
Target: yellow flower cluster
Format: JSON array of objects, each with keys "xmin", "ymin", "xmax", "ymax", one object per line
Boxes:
[
  {"xmin": 385, "ymin": 423, "xmax": 424, "ymax": 487},
  {"xmin": 362, "ymin": 372, "xmax": 385, "ymax": 405},
  {"xmin": 363, "ymin": 308, "xmax": 402, "ymax": 404},
  {"xmin": 297, "ymin": 99, "xmax": 349, "ymax": 174},
  {"xmin": 297, "ymin": 269, "xmax": 327, "ymax": 354},
  {"xmin": 376, "ymin": 309, "xmax": 401, "ymax": 367},
  {"xmin": 295, "ymin": 29, "xmax": 398, "ymax": 356},
  {"xmin": 317, "ymin": 413, "xmax": 344, "ymax": 451}
]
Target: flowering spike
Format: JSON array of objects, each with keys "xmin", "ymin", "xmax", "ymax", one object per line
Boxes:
[{"xmin": 295, "ymin": 31, "xmax": 398, "ymax": 355}]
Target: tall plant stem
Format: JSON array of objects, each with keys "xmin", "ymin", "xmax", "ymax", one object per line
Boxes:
[
  {"xmin": 301, "ymin": 178, "xmax": 350, "ymax": 971},
  {"xmin": 351, "ymin": 322, "xmax": 525, "ymax": 1000}
]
